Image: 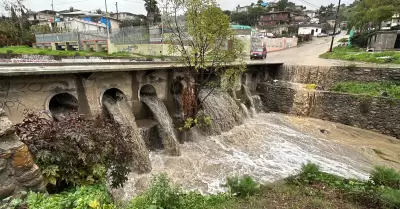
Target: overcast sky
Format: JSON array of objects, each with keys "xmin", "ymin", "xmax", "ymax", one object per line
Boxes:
[{"xmin": 1, "ymin": 0, "xmax": 355, "ymax": 15}]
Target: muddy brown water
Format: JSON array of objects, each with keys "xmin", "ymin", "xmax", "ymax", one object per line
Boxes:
[{"xmin": 111, "ymin": 113, "xmax": 399, "ymax": 201}]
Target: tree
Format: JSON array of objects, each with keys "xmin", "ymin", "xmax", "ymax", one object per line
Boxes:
[
  {"xmin": 223, "ymin": 10, "xmax": 231, "ymax": 17},
  {"xmin": 344, "ymin": 0, "xmax": 400, "ymax": 31},
  {"xmin": 95, "ymin": 8, "xmax": 103, "ymax": 14},
  {"xmin": 1, "ymin": 0, "xmax": 33, "ymax": 45},
  {"xmin": 144, "ymin": 0, "xmax": 161, "ymax": 25},
  {"xmin": 163, "ymin": 0, "xmax": 245, "ymax": 129},
  {"xmin": 276, "ymin": 0, "xmax": 289, "ymax": 11}
]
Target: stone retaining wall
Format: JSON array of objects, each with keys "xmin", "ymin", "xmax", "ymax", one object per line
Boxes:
[
  {"xmin": 276, "ymin": 65, "xmax": 400, "ymax": 87},
  {"xmin": 257, "ymin": 83, "xmax": 400, "ymax": 139},
  {"xmin": 0, "ymin": 109, "xmax": 45, "ymax": 204}
]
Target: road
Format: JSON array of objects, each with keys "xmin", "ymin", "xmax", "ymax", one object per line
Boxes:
[{"xmin": 262, "ymin": 33, "xmax": 348, "ymax": 66}]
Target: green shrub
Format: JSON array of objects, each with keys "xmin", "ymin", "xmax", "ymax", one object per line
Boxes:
[
  {"xmin": 370, "ymin": 166, "xmax": 400, "ymax": 189},
  {"xmin": 27, "ymin": 185, "xmax": 116, "ymax": 209},
  {"xmin": 38, "ymin": 51, "xmax": 46, "ymax": 55},
  {"xmin": 299, "ymin": 163, "xmax": 321, "ymax": 183},
  {"xmin": 223, "ymin": 175, "xmax": 260, "ymax": 197},
  {"xmin": 6, "ymin": 49, "xmax": 13, "ymax": 55},
  {"xmin": 128, "ymin": 173, "xmax": 182, "ymax": 209},
  {"xmin": 16, "ymin": 113, "xmax": 134, "ymax": 190},
  {"xmin": 378, "ymin": 187, "xmax": 400, "ymax": 209}
]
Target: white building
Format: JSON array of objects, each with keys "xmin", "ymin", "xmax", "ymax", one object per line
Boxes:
[
  {"xmin": 304, "ymin": 10, "xmax": 317, "ymax": 18},
  {"xmin": 110, "ymin": 12, "xmax": 140, "ymax": 20},
  {"xmin": 298, "ymin": 25, "xmax": 323, "ymax": 36},
  {"xmin": 57, "ymin": 18, "xmax": 107, "ymax": 32}
]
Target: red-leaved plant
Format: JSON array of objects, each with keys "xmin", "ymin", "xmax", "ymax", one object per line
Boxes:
[{"xmin": 16, "ymin": 112, "xmax": 134, "ymax": 189}]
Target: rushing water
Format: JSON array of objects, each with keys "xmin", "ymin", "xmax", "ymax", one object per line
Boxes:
[
  {"xmin": 112, "ymin": 113, "xmax": 372, "ymax": 202},
  {"xmin": 241, "ymin": 85, "xmax": 257, "ymax": 117},
  {"xmin": 200, "ymin": 90, "xmax": 244, "ymax": 135},
  {"xmin": 240, "ymin": 103, "xmax": 251, "ymax": 118},
  {"xmin": 141, "ymin": 96, "xmax": 181, "ymax": 156},
  {"xmin": 102, "ymin": 93, "xmax": 151, "ymax": 173}
]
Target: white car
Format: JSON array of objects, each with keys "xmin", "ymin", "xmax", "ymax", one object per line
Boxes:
[{"xmin": 317, "ymin": 33, "xmax": 328, "ymax": 37}]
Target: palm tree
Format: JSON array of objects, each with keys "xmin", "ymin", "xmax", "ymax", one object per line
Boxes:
[{"xmin": 144, "ymin": 0, "xmax": 160, "ymax": 26}]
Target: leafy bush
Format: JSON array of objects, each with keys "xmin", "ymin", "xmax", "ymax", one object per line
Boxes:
[
  {"xmin": 6, "ymin": 49, "xmax": 13, "ymax": 55},
  {"xmin": 27, "ymin": 185, "xmax": 116, "ymax": 209},
  {"xmin": 370, "ymin": 166, "xmax": 400, "ymax": 189},
  {"xmin": 298, "ymin": 163, "xmax": 321, "ymax": 183},
  {"xmin": 16, "ymin": 112, "xmax": 134, "ymax": 189},
  {"xmin": 129, "ymin": 174, "xmax": 231, "ymax": 209},
  {"xmin": 378, "ymin": 187, "xmax": 400, "ymax": 209},
  {"xmin": 128, "ymin": 173, "xmax": 182, "ymax": 209},
  {"xmin": 223, "ymin": 175, "xmax": 260, "ymax": 197}
]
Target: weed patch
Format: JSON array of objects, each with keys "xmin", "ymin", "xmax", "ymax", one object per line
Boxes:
[{"xmin": 320, "ymin": 46, "xmax": 400, "ymax": 65}]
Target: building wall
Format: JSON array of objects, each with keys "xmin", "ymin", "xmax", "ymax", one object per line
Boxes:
[
  {"xmin": 0, "ymin": 70, "xmax": 174, "ymax": 123},
  {"xmin": 259, "ymin": 12, "xmax": 290, "ymax": 26},
  {"xmin": 257, "ymin": 83, "xmax": 400, "ymax": 139},
  {"xmin": 277, "ymin": 65, "xmax": 400, "ymax": 88},
  {"xmin": 369, "ymin": 31, "xmax": 398, "ymax": 51},
  {"xmin": 298, "ymin": 27, "xmax": 323, "ymax": 36},
  {"xmin": 58, "ymin": 19, "xmax": 107, "ymax": 32},
  {"xmin": 259, "ymin": 37, "xmax": 298, "ymax": 52}
]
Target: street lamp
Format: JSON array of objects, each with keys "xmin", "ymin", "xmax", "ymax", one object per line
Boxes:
[{"xmin": 329, "ymin": 0, "xmax": 341, "ymax": 52}]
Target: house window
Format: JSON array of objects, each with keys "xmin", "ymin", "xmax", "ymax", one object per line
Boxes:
[
  {"xmin": 316, "ymin": 29, "xmax": 318, "ymax": 32},
  {"xmin": 260, "ymin": 15, "xmax": 263, "ymax": 19}
]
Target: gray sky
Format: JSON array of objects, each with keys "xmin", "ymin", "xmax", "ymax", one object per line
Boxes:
[{"xmin": 2, "ymin": 0, "xmax": 354, "ymax": 15}]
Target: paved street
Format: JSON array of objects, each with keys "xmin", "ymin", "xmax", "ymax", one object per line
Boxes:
[{"xmin": 261, "ymin": 33, "xmax": 348, "ymax": 66}]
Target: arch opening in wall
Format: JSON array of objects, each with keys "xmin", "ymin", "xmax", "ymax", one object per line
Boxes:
[
  {"xmin": 101, "ymin": 88, "xmax": 126, "ymax": 104},
  {"xmin": 140, "ymin": 84, "xmax": 157, "ymax": 97},
  {"xmin": 48, "ymin": 93, "xmax": 78, "ymax": 120}
]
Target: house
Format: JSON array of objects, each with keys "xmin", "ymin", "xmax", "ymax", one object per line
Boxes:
[
  {"xmin": 310, "ymin": 17, "xmax": 320, "ymax": 24},
  {"xmin": 57, "ymin": 18, "xmax": 107, "ymax": 32},
  {"xmin": 326, "ymin": 18, "xmax": 337, "ymax": 28},
  {"xmin": 81, "ymin": 15, "xmax": 121, "ymax": 29},
  {"xmin": 292, "ymin": 13, "xmax": 307, "ymax": 24},
  {"xmin": 304, "ymin": 10, "xmax": 316, "ymax": 18},
  {"xmin": 110, "ymin": 12, "xmax": 141, "ymax": 20},
  {"xmin": 258, "ymin": 11, "xmax": 291, "ymax": 27},
  {"xmin": 298, "ymin": 25, "xmax": 324, "ymax": 36},
  {"xmin": 26, "ymin": 10, "xmax": 57, "ymax": 23},
  {"xmin": 381, "ymin": 14, "xmax": 400, "ymax": 30},
  {"xmin": 236, "ymin": 5, "xmax": 249, "ymax": 13}
]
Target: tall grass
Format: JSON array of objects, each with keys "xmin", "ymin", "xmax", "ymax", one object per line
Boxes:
[
  {"xmin": 0, "ymin": 46, "xmax": 132, "ymax": 57},
  {"xmin": 331, "ymin": 81, "xmax": 400, "ymax": 99},
  {"xmin": 320, "ymin": 46, "xmax": 400, "ymax": 64}
]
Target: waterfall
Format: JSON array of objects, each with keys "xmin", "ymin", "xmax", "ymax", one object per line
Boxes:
[
  {"xmin": 241, "ymin": 85, "xmax": 257, "ymax": 117},
  {"xmin": 200, "ymin": 90, "xmax": 244, "ymax": 135},
  {"xmin": 141, "ymin": 96, "xmax": 181, "ymax": 156},
  {"xmin": 102, "ymin": 93, "xmax": 151, "ymax": 173},
  {"xmin": 240, "ymin": 103, "xmax": 251, "ymax": 118}
]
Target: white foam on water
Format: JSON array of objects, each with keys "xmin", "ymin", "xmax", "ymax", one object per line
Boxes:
[{"xmin": 114, "ymin": 113, "xmax": 371, "ymax": 201}]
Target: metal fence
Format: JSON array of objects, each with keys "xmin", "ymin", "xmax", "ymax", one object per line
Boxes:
[{"xmin": 34, "ymin": 26, "xmax": 164, "ymax": 45}]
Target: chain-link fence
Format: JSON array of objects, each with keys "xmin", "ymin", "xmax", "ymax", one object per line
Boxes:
[{"xmin": 34, "ymin": 26, "xmax": 163, "ymax": 45}]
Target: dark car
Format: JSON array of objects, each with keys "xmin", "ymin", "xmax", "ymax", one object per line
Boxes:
[{"xmin": 250, "ymin": 47, "xmax": 267, "ymax": 59}]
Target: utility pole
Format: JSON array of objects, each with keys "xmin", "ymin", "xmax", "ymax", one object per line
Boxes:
[
  {"xmin": 105, "ymin": 0, "xmax": 111, "ymax": 54},
  {"xmin": 329, "ymin": 0, "xmax": 341, "ymax": 52},
  {"xmin": 115, "ymin": 2, "xmax": 119, "ymax": 20}
]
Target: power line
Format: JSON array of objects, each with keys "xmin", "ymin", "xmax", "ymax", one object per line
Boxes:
[
  {"xmin": 294, "ymin": 0, "xmax": 319, "ymax": 9},
  {"xmin": 54, "ymin": 0, "xmax": 87, "ymax": 6},
  {"xmin": 120, "ymin": 0, "xmax": 143, "ymax": 4}
]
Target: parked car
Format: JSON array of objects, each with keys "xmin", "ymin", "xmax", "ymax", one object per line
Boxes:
[
  {"xmin": 250, "ymin": 47, "xmax": 267, "ymax": 59},
  {"xmin": 317, "ymin": 33, "xmax": 328, "ymax": 37}
]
